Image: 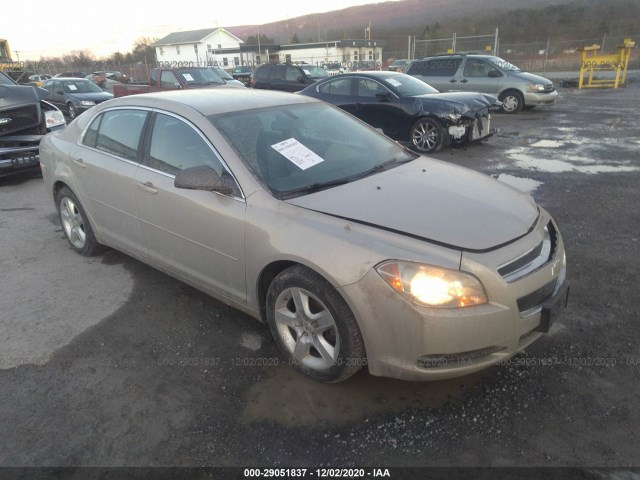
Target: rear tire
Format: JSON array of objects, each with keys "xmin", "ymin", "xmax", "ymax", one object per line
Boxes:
[
  {"xmin": 56, "ymin": 186, "xmax": 104, "ymax": 256},
  {"xmin": 266, "ymin": 265, "xmax": 365, "ymax": 383}
]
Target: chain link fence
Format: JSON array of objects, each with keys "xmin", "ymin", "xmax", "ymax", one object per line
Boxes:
[{"xmin": 384, "ymin": 33, "xmax": 638, "ymax": 72}]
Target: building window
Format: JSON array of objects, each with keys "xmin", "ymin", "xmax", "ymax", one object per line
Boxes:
[
  {"xmin": 369, "ymin": 50, "xmax": 373, "ymax": 60},
  {"xmin": 353, "ymin": 50, "xmax": 358, "ymax": 61},
  {"xmin": 285, "ymin": 54, "xmax": 292, "ymax": 64},
  {"xmin": 159, "ymin": 48, "xmax": 164, "ymax": 56},
  {"xmin": 223, "ymin": 57, "xmax": 228, "ymax": 66},
  {"xmin": 234, "ymin": 57, "xmax": 240, "ymax": 66},
  {"xmin": 256, "ymin": 55, "xmax": 261, "ymax": 64},
  {"xmin": 194, "ymin": 44, "xmax": 198, "ymax": 53},
  {"xmin": 176, "ymin": 45, "xmax": 181, "ymax": 55},
  {"xmin": 218, "ymin": 44, "xmax": 222, "ymax": 49},
  {"xmin": 207, "ymin": 44, "xmax": 212, "ymax": 53}
]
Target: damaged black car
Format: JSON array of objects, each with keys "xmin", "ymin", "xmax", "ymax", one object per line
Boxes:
[
  {"xmin": 298, "ymin": 71, "xmax": 501, "ymax": 153},
  {"xmin": 1, "ymin": 71, "xmax": 66, "ymax": 178}
]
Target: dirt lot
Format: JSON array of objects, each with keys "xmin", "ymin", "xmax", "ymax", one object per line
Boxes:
[{"xmin": 0, "ymin": 85, "xmax": 639, "ymax": 472}]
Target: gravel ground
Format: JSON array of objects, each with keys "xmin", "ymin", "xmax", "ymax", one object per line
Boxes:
[{"xmin": 0, "ymin": 85, "xmax": 638, "ymax": 471}]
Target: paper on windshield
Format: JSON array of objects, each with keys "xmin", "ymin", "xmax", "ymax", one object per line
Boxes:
[
  {"xmin": 385, "ymin": 78, "xmax": 402, "ymax": 87},
  {"xmin": 182, "ymin": 73, "xmax": 195, "ymax": 81},
  {"xmin": 271, "ymin": 138, "xmax": 324, "ymax": 170},
  {"xmin": 68, "ymin": 84, "xmax": 78, "ymax": 91}
]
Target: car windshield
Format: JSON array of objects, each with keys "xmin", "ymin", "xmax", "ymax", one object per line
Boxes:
[
  {"xmin": 303, "ymin": 67, "xmax": 329, "ymax": 80},
  {"xmin": 0, "ymin": 72, "xmax": 17, "ymax": 85},
  {"xmin": 62, "ymin": 80, "xmax": 103, "ymax": 93},
  {"xmin": 213, "ymin": 68, "xmax": 234, "ymax": 80},
  {"xmin": 235, "ymin": 67, "xmax": 251, "ymax": 73},
  {"xmin": 487, "ymin": 57, "xmax": 521, "ymax": 72},
  {"xmin": 382, "ymin": 74, "xmax": 439, "ymax": 96},
  {"xmin": 211, "ymin": 102, "xmax": 417, "ymax": 198},
  {"xmin": 176, "ymin": 68, "xmax": 225, "ymax": 86}
]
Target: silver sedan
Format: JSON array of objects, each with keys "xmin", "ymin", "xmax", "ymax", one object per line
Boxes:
[{"xmin": 39, "ymin": 89, "xmax": 568, "ymax": 382}]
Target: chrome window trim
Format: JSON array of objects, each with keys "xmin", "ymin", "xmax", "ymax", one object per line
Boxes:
[
  {"xmin": 149, "ymin": 108, "xmax": 246, "ymax": 201},
  {"xmin": 76, "ymin": 105, "xmax": 245, "ymax": 202},
  {"xmin": 353, "ymin": 75, "xmax": 399, "ymax": 100}
]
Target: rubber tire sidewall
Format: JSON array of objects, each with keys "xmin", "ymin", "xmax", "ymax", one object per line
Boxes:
[
  {"xmin": 410, "ymin": 117, "xmax": 444, "ymax": 154},
  {"xmin": 266, "ymin": 265, "xmax": 365, "ymax": 383},
  {"xmin": 56, "ymin": 186, "xmax": 102, "ymax": 256}
]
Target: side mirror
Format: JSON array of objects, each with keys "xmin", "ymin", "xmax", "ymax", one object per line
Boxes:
[
  {"xmin": 488, "ymin": 70, "xmax": 501, "ymax": 78},
  {"xmin": 375, "ymin": 92, "xmax": 391, "ymax": 101},
  {"xmin": 174, "ymin": 165, "xmax": 235, "ymax": 196},
  {"xmin": 297, "ymin": 75, "xmax": 306, "ymax": 83}
]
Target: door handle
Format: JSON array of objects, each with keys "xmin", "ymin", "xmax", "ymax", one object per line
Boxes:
[
  {"xmin": 449, "ymin": 79, "xmax": 457, "ymax": 83},
  {"xmin": 73, "ymin": 158, "xmax": 86, "ymax": 168},
  {"xmin": 460, "ymin": 79, "xmax": 468, "ymax": 83},
  {"xmin": 137, "ymin": 181, "xmax": 158, "ymax": 194}
]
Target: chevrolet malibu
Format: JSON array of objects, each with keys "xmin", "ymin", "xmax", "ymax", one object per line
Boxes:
[{"xmin": 39, "ymin": 89, "xmax": 569, "ymax": 383}]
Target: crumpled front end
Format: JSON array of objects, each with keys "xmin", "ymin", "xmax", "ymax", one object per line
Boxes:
[
  {"xmin": 0, "ymin": 92, "xmax": 65, "ymax": 177},
  {"xmin": 414, "ymin": 92, "xmax": 502, "ymax": 146}
]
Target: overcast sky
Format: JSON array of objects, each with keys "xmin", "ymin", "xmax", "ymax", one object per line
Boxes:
[{"xmin": 5, "ymin": 0, "xmax": 395, "ymax": 60}]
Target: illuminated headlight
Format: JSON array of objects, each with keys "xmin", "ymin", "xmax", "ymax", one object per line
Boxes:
[
  {"xmin": 44, "ymin": 110, "xmax": 66, "ymax": 128},
  {"xmin": 80, "ymin": 100, "xmax": 96, "ymax": 106},
  {"xmin": 376, "ymin": 261, "xmax": 488, "ymax": 308},
  {"xmin": 529, "ymin": 83, "xmax": 546, "ymax": 92}
]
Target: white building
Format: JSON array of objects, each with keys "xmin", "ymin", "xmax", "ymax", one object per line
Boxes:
[
  {"xmin": 152, "ymin": 28, "xmax": 245, "ymax": 67},
  {"xmin": 152, "ymin": 27, "xmax": 387, "ymax": 69}
]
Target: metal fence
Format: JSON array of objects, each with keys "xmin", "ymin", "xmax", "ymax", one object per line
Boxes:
[{"xmin": 384, "ymin": 33, "xmax": 638, "ymax": 73}]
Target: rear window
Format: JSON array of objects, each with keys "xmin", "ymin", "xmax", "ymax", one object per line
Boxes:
[{"xmin": 407, "ymin": 58, "xmax": 462, "ymax": 76}]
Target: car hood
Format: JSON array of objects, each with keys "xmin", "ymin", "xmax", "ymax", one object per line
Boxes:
[
  {"xmin": 509, "ymin": 71, "xmax": 554, "ymax": 85},
  {"xmin": 286, "ymin": 157, "xmax": 539, "ymax": 252},
  {"xmin": 413, "ymin": 91, "xmax": 501, "ymax": 116},
  {"xmin": 68, "ymin": 91, "xmax": 113, "ymax": 101}
]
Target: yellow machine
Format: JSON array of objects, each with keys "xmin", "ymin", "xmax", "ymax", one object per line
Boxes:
[
  {"xmin": 578, "ymin": 39, "xmax": 635, "ymax": 89},
  {"xmin": 0, "ymin": 39, "xmax": 27, "ymax": 82}
]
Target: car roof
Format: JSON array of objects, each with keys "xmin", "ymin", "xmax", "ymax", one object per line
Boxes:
[
  {"xmin": 417, "ymin": 53, "xmax": 494, "ymax": 60},
  {"xmin": 103, "ymin": 88, "xmax": 320, "ymax": 116},
  {"xmin": 323, "ymin": 71, "xmax": 406, "ymax": 79}
]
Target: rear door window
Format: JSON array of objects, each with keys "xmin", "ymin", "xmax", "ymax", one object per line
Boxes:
[
  {"xmin": 86, "ymin": 109, "xmax": 148, "ymax": 162},
  {"xmin": 408, "ymin": 58, "xmax": 462, "ymax": 76},
  {"xmin": 318, "ymin": 78, "xmax": 352, "ymax": 95}
]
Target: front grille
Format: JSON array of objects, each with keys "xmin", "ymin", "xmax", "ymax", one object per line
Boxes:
[
  {"xmin": 517, "ymin": 278, "xmax": 557, "ymax": 313},
  {"xmin": 498, "ymin": 221, "xmax": 557, "ymax": 282},
  {"xmin": 0, "ymin": 104, "xmax": 40, "ymax": 135},
  {"xmin": 544, "ymin": 84, "xmax": 556, "ymax": 93}
]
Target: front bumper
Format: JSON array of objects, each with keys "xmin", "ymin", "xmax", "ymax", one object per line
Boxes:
[
  {"xmin": 339, "ymin": 213, "xmax": 568, "ymax": 381},
  {"xmin": 523, "ymin": 90, "xmax": 558, "ymax": 106},
  {"xmin": 0, "ymin": 137, "xmax": 43, "ymax": 177}
]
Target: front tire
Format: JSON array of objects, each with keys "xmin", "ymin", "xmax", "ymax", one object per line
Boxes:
[
  {"xmin": 410, "ymin": 117, "xmax": 444, "ymax": 153},
  {"xmin": 266, "ymin": 265, "xmax": 365, "ymax": 383},
  {"xmin": 500, "ymin": 90, "xmax": 524, "ymax": 114},
  {"xmin": 56, "ymin": 186, "xmax": 103, "ymax": 256},
  {"xmin": 68, "ymin": 103, "xmax": 78, "ymax": 119}
]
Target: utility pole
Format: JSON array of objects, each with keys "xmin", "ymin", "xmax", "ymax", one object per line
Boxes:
[{"xmin": 257, "ymin": 25, "xmax": 261, "ymax": 65}]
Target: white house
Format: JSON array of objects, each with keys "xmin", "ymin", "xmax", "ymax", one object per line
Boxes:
[
  {"xmin": 152, "ymin": 27, "xmax": 245, "ymax": 67},
  {"xmin": 152, "ymin": 27, "xmax": 386, "ymax": 69}
]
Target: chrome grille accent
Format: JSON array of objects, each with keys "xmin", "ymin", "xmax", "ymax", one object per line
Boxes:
[
  {"xmin": 0, "ymin": 104, "xmax": 39, "ymax": 135},
  {"xmin": 498, "ymin": 221, "xmax": 557, "ymax": 283}
]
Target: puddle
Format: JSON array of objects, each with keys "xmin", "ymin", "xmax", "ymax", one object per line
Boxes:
[
  {"xmin": 242, "ymin": 365, "xmax": 482, "ymax": 427},
  {"xmin": 503, "ymin": 148, "xmax": 640, "ymax": 174},
  {"xmin": 494, "ymin": 174, "xmax": 543, "ymax": 194},
  {"xmin": 530, "ymin": 140, "xmax": 565, "ymax": 148}
]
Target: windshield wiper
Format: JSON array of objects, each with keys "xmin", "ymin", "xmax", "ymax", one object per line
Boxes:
[
  {"xmin": 350, "ymin": 154, "xmax": 417, "ymax": 181},
  {"xmin": 278, "ymin": 178, "xmax": 352, "ymax": 199}
]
